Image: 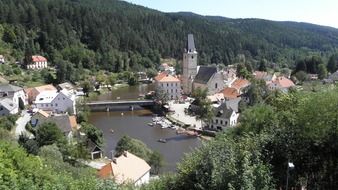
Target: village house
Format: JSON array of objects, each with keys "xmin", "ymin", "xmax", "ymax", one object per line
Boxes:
[
  {"xmin": 222, "ymin": 67, "xmax": 237, "ymax": 87},
  {"xmin": 57, "ymin": 82, "xmax": 76, "ymax": 94},
  {"xmin": 154, "ymin": 72, "xmax": 181, "ymax": 100},
  {"xmin": 26, "ymin": 55, "xmax": 48, "ymax": 70},
  {"xmin": 0, "ymin": 84, "xmax": 26, "ymax": 111},
  {"xmin": 326, "ymin": 70, "xmax": 338, "ymax": 83},
  {"xmin": 0, "ymin": 55, "xmax": 5, "ymax": 64},
  {"xmin": 267, "ymin": 76, "xmax": 295, "ymax": 92},
  {"xmin": 0, "ymin": 98, "xmax": 18, "ymax": 116},
  {"xmin": 34, "ymin": 89, "xmax": 76, "ymax": 114},
  {"xmin": 31, "ymin": 112, "xmax": 77, "ymax": 140},
  {"xmin": 230, "ymin": 78, "xmax": 250, "ymax": 94},
  {"xmin": 193, "ymin": 66, "xmax": 225, "ymax": 95},
  {"xmin": 25, "ymin": 84, "xmax": 57, "ymax": 104},
  {"xmin": 87, "ymin": 140, "xmax": 103, "ymax": 160},
  {"xmin": 98, "ymin": 151, "xmax": 151, "ymax": 186},
  {"xmin": 204, "ymin": 98, "xmax": 241, "ymax": 131},
  {"xmin": 253, "ymin": 71, "xmax": 276, "ymax": 82}
]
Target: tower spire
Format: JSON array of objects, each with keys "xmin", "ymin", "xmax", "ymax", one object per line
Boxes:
[{"xmin": 187, "ymin": 34, "xmax": 196, "ymax": 52}]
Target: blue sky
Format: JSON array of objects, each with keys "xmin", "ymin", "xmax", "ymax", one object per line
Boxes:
[{"xmin": 125, "ymin": 0, "xmax": 338, "ymax": 28}]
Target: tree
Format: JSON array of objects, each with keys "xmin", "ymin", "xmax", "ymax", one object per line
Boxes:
[
  {"xmin": 108, "ymin": 73, "xmax": 117, "ymax": 88},
  {"xmin": 258, "ymin": 59, "xmax": 267, "ymax": 71},
  {"xmin": 294, "ymin": 71, "xmax": 308, "ymax": 82},
  {"xmin": 81, "ymin": 80, "xmax": 93, "ymax": 96},
  {"xmin": 127, "ymin": 72, "xmax": 138, "ymax": 86},
  {"xmin": 236, "ymin": 63, "xmax": 251, "ymax": 79},
  {"xmin": 80, "ymin": 122, "xmax": 103, "ymax": 146},
  {"xmin": 327, "ymin": 54, "xmax": 338, "ymax": 73},
  {"xmin": 149, "ymin": 151, "xmax": 164, "ymax": 175},
  {"xmin": 154, "ymin": 88, "xmax": 169, "ymax": 105},
  {"xmin": 317, "ymin": 63, "xmax": 328, "ymax": 79},
  {"xmin": 115, "ymin": 135, "xmax": 164, "ymax": 174},
  {"xmin": 36, "ymin": 122, "xmax": 65, "ymax": 147}
]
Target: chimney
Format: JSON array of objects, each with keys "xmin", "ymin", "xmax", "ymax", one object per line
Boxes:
[{"xmin": 112, "ymin": 158, "xmax": 117, "ymax": 164}]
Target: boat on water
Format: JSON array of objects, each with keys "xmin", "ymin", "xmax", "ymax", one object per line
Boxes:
[
  {"xmin": 158, "ymin": 138, "xmax": 167, "ymax": 143},
  {"xmin": 148, "ymin": 123, "xmax": 154, "ymax": 126},
  {"xmin": 111, "ymin": 129, "xmax": 114, "ymax": 133}
]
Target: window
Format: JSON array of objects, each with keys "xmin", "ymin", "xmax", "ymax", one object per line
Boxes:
[
  {"xmin": 46, "ymin": 104, "xmax": 48, "ymax": 107},
  {"xmin": 220, "ymin": 120, "xmax": 223, "ymax": 125},
  {"xmin": 215, "ymin": 83, "xmax": 218, "ymax": 89},
  {"xmin": 55, "ymin": 103, "xmax": 58, "ymax": 106},
  {"xmin": 176, "ymin": 89, "xmax": 178, "ymax": 93},
  {"xmin": 161, "ymin": 83, "xmax": 163, "ymax": 87},
  {"xmin": 225, "ymin": 121, "xmax": 228, "ymax": 125},
  {"xmin": 167, "ymin": 83, "xmax": 169, "ymax": 87},
  {"xmin": 171, "ymin": 83, "xmax": 173, "ymax": 87},
  {"xmin": 176, "ymin": 83, "xmax": 178, "ymax": 86},
  {"xmin": 171, "ymin": 89, "xmax": 173, "ymax": 93},
  {"xmin": 215, "ymin": 119, "xmax": 218, "ymax": 124},
  {"xmin": 0, "ymin": 107, "xmax": 3, "ymax": 111}
]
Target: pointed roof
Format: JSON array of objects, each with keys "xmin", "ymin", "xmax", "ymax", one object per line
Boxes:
[
  {"xmin": 220, "ymin": 87, "xmax": 240, "ymax": 100},
  {"xmin": 187, "ymin": 34, "xmax": 196, "ymax": 52},
  {"xmin": 0, "ymin": 98, "xmax": 17, "ymax": 112},
  {"xmin": 0, "ymin": 84, "xmax": 22, "ymax": 92},
  {"xmin": 194, "ymin": 66, "xmax": 217, "ymax": 84}
]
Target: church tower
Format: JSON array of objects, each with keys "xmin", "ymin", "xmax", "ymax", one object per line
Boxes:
[{"xmin": 182, "ymin": 34, "xmax": 198, "ymax": 94}]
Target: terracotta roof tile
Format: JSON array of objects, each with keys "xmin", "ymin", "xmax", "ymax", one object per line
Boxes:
[
  {"xmin": 155, "ymin": 72, "xmax": 180, "ymax": 82},
  {"xmin": 273, "ymin": 76, "xmax": 295, "ymax": 88},
  {"xmin": 32, "ymin": 55, "xmax": 47, "ymax": 62},
  {"xmin": 231, "ymin": 79, "xmax": 250, "ymax": 91},
  {"xmin": 220, "ymin": 87, "xmax": 240, "ymax": 99}
]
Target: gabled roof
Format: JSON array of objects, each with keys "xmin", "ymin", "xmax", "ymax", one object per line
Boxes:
[
  {"xmin": 0, "ymin": 84, "xmax": 22, "ymax": 92},
  {"xmin": 220, "ymin": 87, "xmax": 240, "ymax": 99},
  {"xmin": 58, "ymin": 82, "xmax": 75, "ymax": 91},
  {"xmin": 214, "ymin": 103, "xmax": 234, "ymax": 119},
  {"xmin": 32, "ymin": 55, "xmax": 47, "ymax": 62},
  {"xmin": 231, "ymin": 79, "xmax": 250, "ymax": 91},
  {"xmin": 99, "ymin": 151, "xmax": 151, "ymax": 184},
  {"xmin": 154, "ymin": 72, "xmax": 180, "ymax": 82},
  {"xmin": 0, "ymin": 98, "xmax": 17, "ymax": 112},
  {"xmin": 225, "ymin": 97, "xmax": 241, "ymax": 113},
  {"xmin": 194, "ymin": 66, "xmax": 217, "ymax": 84},
  {"xmin": 34, "ymin": 84, "xmax": 57, "ymax": 93},
  {"xmin": 272, "ymin": 76, "xmax": 295, "ymax": 88},
  {"xmin": 36, "ymin": 115, "xmax": 73, "ymax": 133}
]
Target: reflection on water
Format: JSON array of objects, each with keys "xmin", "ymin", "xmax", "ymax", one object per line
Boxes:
[
  {"xmin": 89, "ymin": 110, "xmax": 201, "ymax": 173},
  {"xmin": 95, "ymin": 83, "xmax": 155, "ymax": 101}
]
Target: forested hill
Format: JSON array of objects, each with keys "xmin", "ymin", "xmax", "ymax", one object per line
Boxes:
[{"xmin": 0, "ymin": 0, "xmax": 338, "ymax": 72}]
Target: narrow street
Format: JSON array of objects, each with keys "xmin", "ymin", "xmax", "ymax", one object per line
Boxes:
[{"xmin": 14, "ymin": 110, "xmax": 33, "ymax": 139}]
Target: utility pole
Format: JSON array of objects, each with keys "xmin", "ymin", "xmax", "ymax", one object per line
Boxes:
[{"xmin": 286, "ymin": 160, "xmax": 295, "ymax": 190}]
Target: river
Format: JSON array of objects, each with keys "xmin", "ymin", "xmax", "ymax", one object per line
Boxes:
[{"xmin": 89, "ymin": 84, "xmax": 201, "ymax": 173}]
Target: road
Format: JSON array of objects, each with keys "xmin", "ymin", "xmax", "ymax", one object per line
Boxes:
[
  {"xmin": 168, "ymin": 101, "xmax": 202, "ymax": 130},
  {"xmin": 14, "ymin": 110, "xmax": 33, "ymax": 139}
]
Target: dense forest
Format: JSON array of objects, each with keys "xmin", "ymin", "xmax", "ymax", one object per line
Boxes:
[{"xmin": 0, "ymin": 0, "xmax": 338, "ymax": 73}]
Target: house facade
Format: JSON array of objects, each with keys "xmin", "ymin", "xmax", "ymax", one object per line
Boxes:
[
  {"xmin": 0, "ymin": 84, "xmax": 26, "ymax": 111},
  {"xmin": 26, "ymin": 55, "xmax": 48, "ymax": 69},
  {"xmin": 267, "ymin": 76, "xmax": 295, "ymax": 92},
  {"xmin": 34, "ymin": 90, "xmax": 76, "ymax": 114},
  {"xmin": 154, "ymin": 72, "xmax": 181, "ymax": 100},
  {"xmin": 205, "ymin": 102, "xmax": 239, "ymax": 131},
  {"xmin": 0, "ymin": 98, "xmax": 18, "ymax": 116},
  {"xmin": 193, "ymin": 66, "xmax": 225, "ymax": 95},
  {"xmin": 25, "ymin": 84, "xmax": 57, "ymax": 104}
]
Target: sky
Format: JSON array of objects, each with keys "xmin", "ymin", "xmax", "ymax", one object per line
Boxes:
[{"xmin": 125, "ymin": 0, "xmax": 338, "ymax": 28}]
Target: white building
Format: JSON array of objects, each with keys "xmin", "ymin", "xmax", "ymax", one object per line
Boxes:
[
  {"xmin": 98, "ymin": 151, "xmax": 151, "ymax": 186},
  {"xmin": 0, "ymin": 84, "xmax": 27, "ymax": 114},
  {"xmin": 27, "ymin": 55, "xmax": 48, "ymax": 70},
  {"xmin": 182, "ymin": 34, "xmax": 198, "ymax": 94},
  {"xmin": 204, "ymin": 98, "xmax": 241, "ymax": 131},
  {"xmin": 154, "ymin": 72, "xmax": 181, "ymax": 100},
  {"xmin": 0, "ymin": 98, "xmax": 18, "ymax": 116},
  {"xmin": 34, "ymin": 90, "xmax": 76, "ymax": 114}
]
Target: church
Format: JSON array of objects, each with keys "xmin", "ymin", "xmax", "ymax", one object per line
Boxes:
[{"xmin": 181, "ymin": 34, "xmax": 225, "ymax": 95}]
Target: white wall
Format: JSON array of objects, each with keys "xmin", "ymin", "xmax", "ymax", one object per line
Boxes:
[
  {"xmin": 134, "ymin": 171, "xmax": 150, "ymax": 186},
  {"xmin": 156, "ymin": 81, "xmax": 181, "ymax": 100}
]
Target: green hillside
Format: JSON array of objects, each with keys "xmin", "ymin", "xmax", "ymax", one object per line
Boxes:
[{"xmin": 0, "ymin": 0, "xmax": 337, "ymax": 72}]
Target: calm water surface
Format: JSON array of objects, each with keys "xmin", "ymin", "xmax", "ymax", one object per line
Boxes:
[{"xmin": 89, "ymin": 110, "xmax": 201, "ymax": 173}]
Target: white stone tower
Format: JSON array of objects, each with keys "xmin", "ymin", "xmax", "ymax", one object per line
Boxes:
[{"xmin": 182, "ymin": 34, "xmax": 198, "ymax": 94}]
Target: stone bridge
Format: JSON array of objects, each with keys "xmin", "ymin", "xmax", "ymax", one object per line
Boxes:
[{"xmin": 86, "ymin": 100, "xmax": 155, "ymax": 112}]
